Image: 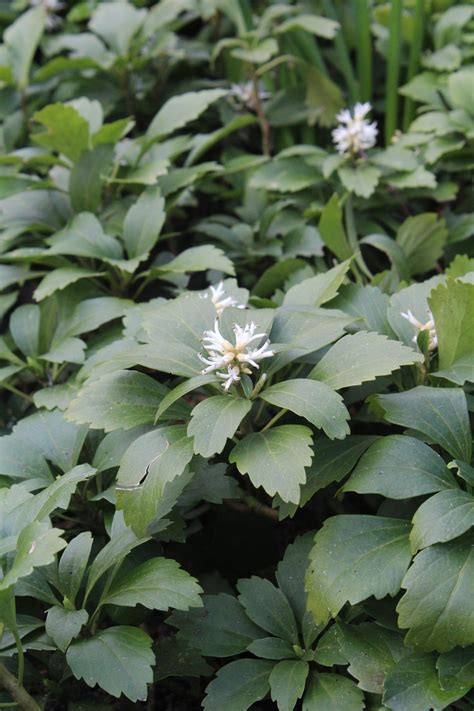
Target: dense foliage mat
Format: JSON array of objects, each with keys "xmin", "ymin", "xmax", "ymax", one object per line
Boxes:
[{"xmin": 0, "ymin": 1, "xmax": 473, "ymax": 709}]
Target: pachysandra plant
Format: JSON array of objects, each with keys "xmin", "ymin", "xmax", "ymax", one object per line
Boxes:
[{"xmin": 0, "ymin": 1, "xmax": 473, "ymax": 709}]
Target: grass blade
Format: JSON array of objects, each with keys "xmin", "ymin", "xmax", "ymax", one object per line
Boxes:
[
  {"xmin": 322, "ymin": 0, "xmax": 358, "ymax": 103},
  {"xmin": 355, "ymin": 0, "xmax": 372, "ymax": 102},
  {"xmin": 385, "ymin": 0, "xmax": 403, "ymax": 144},
  {"xmin": 402, "ymin": 0, "xmax": 425, "ymax": 130}
]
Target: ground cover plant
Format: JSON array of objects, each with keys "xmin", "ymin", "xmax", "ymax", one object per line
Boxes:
[{"xmin": 0, "ymin": 1, "xmax": 473, "ymax": 709}]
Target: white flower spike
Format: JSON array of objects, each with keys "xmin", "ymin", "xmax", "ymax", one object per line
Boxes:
[
  {"xmin": 198, "ymin": 320, "xmax": 274, "ymax": 391},
  {"xmin": 400, "ymin": 309, "xmax": 438, "ymax": 351},
  {"xmin": 332, "ymin": 102, "xmax": 378, "ymax": 156},
  {"xmin": 203, "ymin": 282, "xmax": 245, "ymax": 318}
]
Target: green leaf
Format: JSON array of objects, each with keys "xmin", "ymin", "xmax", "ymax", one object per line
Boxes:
[
  {"xmin": 142, "ymin": 292, "xmax": 216, "ymax": 377},
  {"xmin": 92, "ymin": 427, "xmax": 151, "ymax": 473},
  {"xmin": 329, "ymin": 283, "xmax": 392, "ymax": 335},
  {"xmin": 372, "ymin": 146, "xmax": 418, "ymax": 172},
  {"xmin": 116, "ymin": 426, "xmax": 194, "ymax": 536},
  {"xmin": 188, "ymin": 396, "xmax": 252, "ymax": 457},
  {"xmin": 437, "ymin": 646, "xmax": 474, "ymax": 691},
  {"xmin": 411, "ymin": 490, "xmax": 474, "ymax": 552},
  {"xmin": 123, "ymin": 187, "xmax": 166, "ymax": 259},
  {"xmin": 388, "ymin": 166, "xmax": 436, "ymax": 190},
  {"xmin": 0, "ymin": 425, "xmax": 52, "ymax": 484},
  {"xmin": 276, "ymin": 14, "xmax": 339, "ymax": 38},
  {"xmin": 448, "ymin": 68, "xmax": 474, "ymax": 115},
  {"xmin": 429, "ymin": 279, "xmax": 474, "ymax": 371},
  {"xmin": 253, "ymin": 259, "xmax": 307, "ymax": 299},
  {"xmin": 305, "ymin": 67, "xmax": 344, "ymax": 127},
  {"xmin": 375, "ymin": 386, "xmax": 472, "ymax": 461},
  {"xmin": 237, "ymin": 577, "xmax": 299, "ymax": 645},
  {"xmin": 66, "ymin": 626, "xmax": 154, "ymax": 702},
  {"xmin": 396, "ymin": 213, "xmax": 447, "ymax": 276},
  {"xmin": 303, "ymin": 672, "xmax": 364, "ymax": 711},
  {"xmin": 276, "ymin": 533, "xmax": 317, "ymax": 625},
  {"xmin": 0, "ymin": 521, "xmax": 66, "ymax": 591},
  {"xmin": 85, "ymin": 516, "xmax": 142, "ymax": 599},
  {"xmin": 146, "ymin": 89, "xmax": 227, "ymax": 140},
  {"xmin": 343, "ymin": 435, "xmax": 457, "ymax": 499},
  {"xmin": 31, "ymin": 464, "xmax": 96, "ymax": 521},
  {"xmin": 34, "ymin": 267, "xmax": 103, "ymax": 301},
  {"xmin": 397, "ymin": 533, "xmax": 474, "ymax": 652},
  {"xmin": 277, "ymin": 435, "xmax": 377, "ymax": 519},
  {"xmin": 102, "ymin": 557, "xmax": 202, "ymax": 611},
  {"xmin": 155, "ymin": 635, "xmax": 213, "ymax": 681},
  {"xmin": 309, "ymin": 331, "xmax": 422, "ymax": 390},
  {"xmin": 66, "ymin": 371, "xmax": 174, "ymax": 432},
  {"xmin": 249, "ymin": 158, "xmax": 321, "ymax": 193},
  {"xmin": 270, "ymin": 660, "xmax": 309, "ymax": 711},
  {"xmin": 203, "ymin": 659, "xmax": 273, "ymax": 711},
  {"xmin": 338, "ymin": 164, "xmax": 381, "ymax": 198},
  {"xmin": 179, "ymin": 458, "xmax": 239, "ymax": 507},
  {"xmin": 230, "ymin": 425, "xmax": 313, "ymax": 503},
  {"xmin": 33, "ymin": 103, "xmax": 90, "ymax": 162},
  {"xmin": 34, "ymin": 383, "xmax": 78, "ymax": 411},
  {"xmin": 283, "ymin": 260, "xmax": 350, "ymax": 307},
  {"xmin": 233, "ymin": 38, "xmax": 278, "ymax": 63},
  {"xmin": 383, "ymin": 652, "xmax": 469, "ymax": 711},
  {"xmin": 306, "ymin": 515, "xmax": 412, "ymax": 624},
  {"xmin": 318, "ymin": 194, "xmax": 352, "ymax": 261},
  {"xmin": 247, "ymin": 637, "xmax": 295, "ymax": 660},
  {"xmin": 89, "ymin": 1, "xmax": 146, "ymax": 55},
  {"xmin": 93, "ymin": 118, "xmax": 134, "ymax": 147},
  {"xmin": 156, "ymin": 245, "xmax": 235, "ymax": 276},
  {"xmin": 62, "ymin": 296, "xmax": 129, "ymax": 339},
  {"xmin": 154, "ymin": 373, "xmax": 218, "ymax": 421},
  {"xmin": 269, "ymin": 307, "xmax": 354, "ymax": 373},
  {"xmin": 360, "ymin": 233, "xmax": 410, "ymax": 281},
  {"xmin": 170, "ymin": 593, "xmax": 263, "ymax": 656},
  {"xmin": 423, "ymin": 44, "xmax": 461, "ymax": 71},
  {"xmin": 9, "ymin": 303, "xmax": 40, "ymax": 356},
  {"xmin": 316, "ymin": 621, "xmax": 407, "ymax": 693},
  {"xmin": 58, "ymin": 532, "xmax": 93, "ymax": 605},
  {"xmin": 69, "ymin": 143, "xmax": 114, "ymax": 213},
  {"xmin": 4, "ymin": 6, "xmax": 45, "ymax": 89},
  {"xmin": 13, "ymin": 410, "xmax": 87, "ymax": 473},
  {"xmin": 46, "ymin": 607, "xmax": 88, "ymax": 652},
  {"xmin": 433, "ymin": 353, "xmax": 474, "ymax": 386},
  {"xmin": 47, "ymin": 212, "xmax": 122, "ymax": 260},
  {"xmin": 260, "ymin": 379, "xmax": 350, "ymax": 440}
]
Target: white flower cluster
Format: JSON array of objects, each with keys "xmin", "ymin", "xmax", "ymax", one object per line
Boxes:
[
  {"xmin": 332, "ymin": 102, "xmax": 378, "ymax": 155},
  {"xmin": 401, "ymin": 309, "xmax": 438, "ymax": 351},
  {"xmin": 202, "ymin": 282, "xmax": 245, "ymax": 318},
  {"xmin": 198, "ymin": 320, "xmax": 274, "ymax": 391}
]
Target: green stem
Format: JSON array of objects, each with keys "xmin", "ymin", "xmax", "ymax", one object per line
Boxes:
[
  {"xmin": 385, "ymin": 0, "xmax": 402, "ymax": 144},
  {"xmin": 87, "ymin": 561, "xmax": 122, "ymax": 633},
  {"xmin": 355, "ymin": 0, "xmax": 372, "ymax": 102},
  {"xmin": 13, "ymin": 633, "xmax": 24, "ymax": 687},
  {"xmin": 402, "ymin": 0, "xmax": 424, "ymax": 130},
  {"xmin": 344, "ymin": 195, "xmax": 372, "ymax": 280},
  {"xmin": 250, "ymin": 65, "xmax": 271, "ymax": 155},
  {"xmin": 0, "ymin": 383, "xmax": 33, "ymax": 404},
  {"xmin": 0, "ymin": 662, "xmax": 40, "ymax": 711},
  {"xmin": 261, "ymin": 408, "xmax": 287, "ymax": 432}
]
